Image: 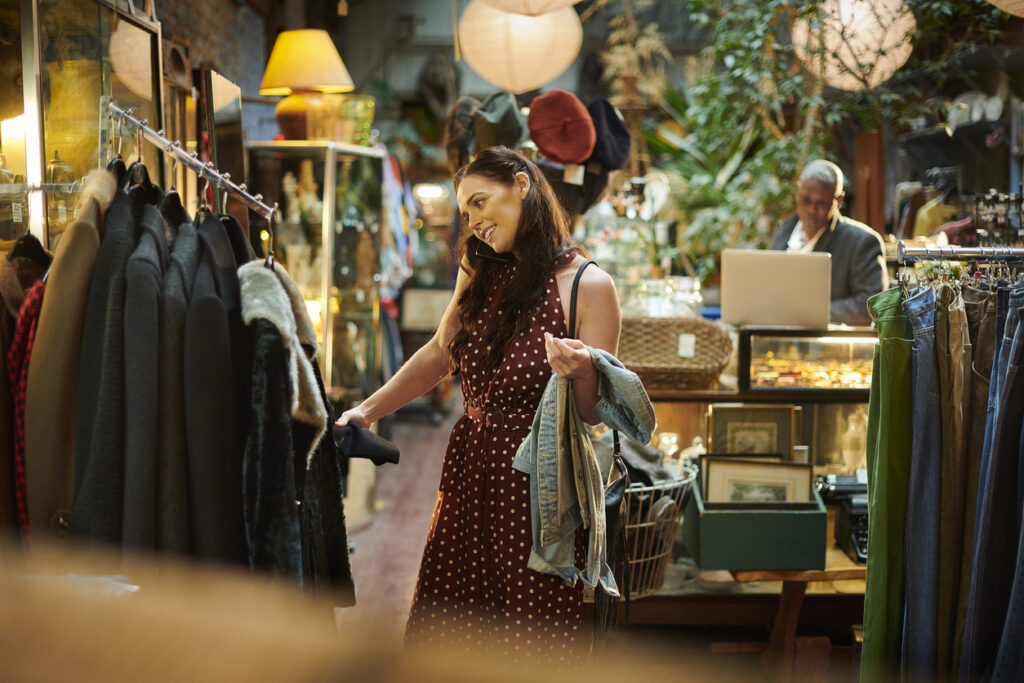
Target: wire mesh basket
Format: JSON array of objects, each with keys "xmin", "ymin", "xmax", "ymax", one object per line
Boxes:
[{"xmin": 622, "ymin": 464, "xmax": 698, "ymax": 599}]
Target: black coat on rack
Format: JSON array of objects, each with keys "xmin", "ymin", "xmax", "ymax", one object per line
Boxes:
[
  {"xmin": 122, "ymin": 200, "xmax": 167, "ymax": 548},
  {"xmin": 183, "ymin": 211, "xmax": 248, "ymax": 563},
  {"xmin": 71, "ymin": 188, "xmax": 136, "ymax": 541}
]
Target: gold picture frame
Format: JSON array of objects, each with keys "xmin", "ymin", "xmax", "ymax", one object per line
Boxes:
[
  {"xmin": 706, "ymin": 403, "xmax": 801, "ymax": 457},
  {"xmin": 704, "ymin": 456, "xmax": 814, "ymax": 504}
]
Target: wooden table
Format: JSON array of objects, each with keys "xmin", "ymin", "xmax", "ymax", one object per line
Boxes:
[{"xmin": 731, "ymin": 545, "xmax": 866, "ymax": 682}]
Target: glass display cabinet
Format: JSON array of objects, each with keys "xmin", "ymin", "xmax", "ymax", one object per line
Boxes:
[
  {"xmin": 8, "ymin": 0, "xmax": 162, "ymax": 248},
  {"xmin": 646, "ymin": 325, "xmax": 875, "ymax": 476},
  {"xmin": 737, "ymin": 326, "xmax": 876, "ymax": 395},
  {"xmin": 246, "ymin": 140, "xmax": 386, "ymax": 409}
]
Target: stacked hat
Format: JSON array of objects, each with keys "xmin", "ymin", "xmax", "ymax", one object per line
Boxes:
[
  {"xmin": 527, "ymin": 89, "xmax": 596, "ymax": 165},
  {"xmin": 536, "ymin": 157, "xmax": 610, "ymax": 221},
  {"xmin": 473, "ymin": 91, "xmax": 528, "ymax": 151},
  {"xmin": 585, "ymin": 97, "xmax": 631, "ymax": 170},
  {"xmin": 443, "ymin": 95, "xmax": 481, "ymax": 176}
]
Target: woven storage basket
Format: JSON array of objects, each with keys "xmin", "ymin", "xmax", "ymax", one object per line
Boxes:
[{"xmin": 618, "ymin": 317, "xmax": 733, "ymax": 391}]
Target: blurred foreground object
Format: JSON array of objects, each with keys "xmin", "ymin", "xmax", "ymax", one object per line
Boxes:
[{"xmin": 0, "ymin": 541, "xmax": 750, "ymax": 683}]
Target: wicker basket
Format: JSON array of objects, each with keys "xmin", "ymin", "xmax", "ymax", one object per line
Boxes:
[
  {"xmin": 618, "ymin": 317, "xmax": 733, "ymax": 391},
  {"xmin": 623, "ymin": 465, "xmax": 698, "ymax": 599}
]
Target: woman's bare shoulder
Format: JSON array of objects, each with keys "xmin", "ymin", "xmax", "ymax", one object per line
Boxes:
[{"xmin": 559, "ymin": 254, "xmax": 616, "ymax": 293}]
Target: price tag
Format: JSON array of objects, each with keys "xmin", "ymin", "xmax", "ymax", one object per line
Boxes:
[
  {"xmin": 562, "ymin": 163, "xmax": 585, "ymax": 186},
  {"xmin": 12, "ymin": 202, "xmax": 22, "ymax": 223},
  {"xmin": 677, "ymin": 333, "xmax": 696, "ymax": 358},
  {"xmin": 856, "ymin": 468, "xmax": 868, "ymax": 485}
]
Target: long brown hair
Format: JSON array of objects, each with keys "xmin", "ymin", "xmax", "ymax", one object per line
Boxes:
[{"xmin": 449, "ymin": 146, "xmax": 579, "ymax": 374}]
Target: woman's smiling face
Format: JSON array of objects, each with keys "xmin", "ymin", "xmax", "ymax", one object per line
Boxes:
[{"xmin": 456, "ymin": 171, "xmax": 530, "ymax": 256}]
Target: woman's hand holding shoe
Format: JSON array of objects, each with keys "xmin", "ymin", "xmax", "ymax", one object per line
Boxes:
[{"xmin": 336, "ymin": 404, "xmax": 372, "ymax": 428}]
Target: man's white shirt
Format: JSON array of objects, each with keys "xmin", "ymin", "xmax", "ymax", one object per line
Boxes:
[{"xmin": 786, "ymin": 220, "xmax": 824, "ymax": 253}]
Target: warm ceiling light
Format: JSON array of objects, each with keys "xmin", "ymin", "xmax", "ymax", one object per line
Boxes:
[
  {"xmin": 458, "ymin": 1, "xmax": 582, "ymax": 94},
  {"xmin": 792, "ymin": 0, "xmax": 916, "ymax": 91},
  {"xmin": 479, "ymin": 0, "xmax": 581, "ymax": 15},
  {"xmin": 985, "ymin": 1, "xmax": 1024, "ymax": 17}
]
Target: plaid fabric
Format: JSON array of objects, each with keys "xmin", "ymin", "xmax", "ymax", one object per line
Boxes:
[{"xmin": 7, "ymin": 279, "xmax": 45, "ymax": 544}]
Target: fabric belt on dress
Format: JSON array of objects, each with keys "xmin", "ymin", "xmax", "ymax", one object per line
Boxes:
[{"xmin": 464, "ymin": 402, "xmax": 534, "ymax": 431}]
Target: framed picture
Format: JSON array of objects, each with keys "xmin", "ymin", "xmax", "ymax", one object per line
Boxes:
[
  {"xmin": 706, "ymin": 403, "xmax": 801, "ymax": 456},
  {"xmin": 704, "ymin": 456, "xmax": 814, "ymax": 504},
  {"xmin": 400, "ymin": 288, "xmax": 453, "ymax": 331},
  {"xmin": 698, "ymin": 452, "xmax": 782, "ymax": 499}
]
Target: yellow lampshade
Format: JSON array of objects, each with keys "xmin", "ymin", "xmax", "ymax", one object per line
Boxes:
[{"xmin": 259, "ymin": 29, "xmax": 354, "ymax": 96}]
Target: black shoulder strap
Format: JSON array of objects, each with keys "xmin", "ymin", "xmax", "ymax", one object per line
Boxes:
[{"xmin": 568, "ymin": 259, "xmax": 596, "ymax": 339}]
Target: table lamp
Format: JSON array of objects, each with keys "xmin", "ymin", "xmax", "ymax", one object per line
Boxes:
[{"xmin": 259, "ymin": 29, "xmax": 354, "ymax": 139}]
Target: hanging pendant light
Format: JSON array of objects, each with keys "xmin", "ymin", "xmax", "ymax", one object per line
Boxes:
[
  {"xmin": 792, "ymin": 0, "xmax": 917, "ymax": 91},
  {"xmin": 479, "ymin": 0, "xmax": 581, "ymax": 15},
  {"xmin": 985, "ymin": 1, "xmax": 1024, "ymax": 17},
  {"xmin": 458, "ymin": 0, "xmax": 583, "ymax": 94}
]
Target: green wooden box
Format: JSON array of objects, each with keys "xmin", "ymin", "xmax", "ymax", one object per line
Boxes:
[{"xmin": 682, "ymin": 486, "xmax": 827, "ymax": 570}]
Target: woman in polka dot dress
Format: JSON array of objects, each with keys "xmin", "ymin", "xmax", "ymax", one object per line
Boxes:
[{"xmin": 337, "ymin": 146, "xmax": 621, "ymax": 661}]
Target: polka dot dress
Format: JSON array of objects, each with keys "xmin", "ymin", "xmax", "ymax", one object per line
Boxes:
[{"xmin": 405, "ymin": 255, "xmax": 586, "ymax": 662}]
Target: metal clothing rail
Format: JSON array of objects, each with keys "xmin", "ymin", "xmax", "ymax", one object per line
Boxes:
[
  {"xmin": 106, "ymin": 99, "xmax": 277, "ymax": 223},
  {"xmin": 897, "ymin": 241, "xmax": 1024, "ymax": 264}
]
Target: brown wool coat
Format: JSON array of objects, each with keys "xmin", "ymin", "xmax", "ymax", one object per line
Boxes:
[{"xmin": 25, "ymin": 179, "xmax": 109, "ymax": 538}]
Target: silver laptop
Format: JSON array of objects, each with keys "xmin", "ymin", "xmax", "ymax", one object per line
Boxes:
[{"xmin": 720, "ymin": 249, "xmax": 831, "ymax": 328}]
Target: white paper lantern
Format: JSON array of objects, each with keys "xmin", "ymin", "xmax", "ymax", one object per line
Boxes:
[
  {"xmin": 986, "ymin": 1, "xmax": 1024, "ymax": 17},
  {"xmin": 458, "ymin": 1, "xmax": 583, "ymax": 94},
  {"xmin": 479, "ymin": 0, "xmax": 580, "ymax": 15},
  {"xmin": 792, "ymin": 0, "xmax": 917, "ymax": 91}
]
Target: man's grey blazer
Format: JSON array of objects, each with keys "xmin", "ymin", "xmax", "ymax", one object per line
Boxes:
[{"xmin": 771, "ymin": 213, "xmax": 888, "ymax": 325}]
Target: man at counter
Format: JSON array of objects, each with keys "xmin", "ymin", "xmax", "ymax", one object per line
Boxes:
[{"xmin": 771, "ymin": 159, "xmax": 888, "ymax": 326}]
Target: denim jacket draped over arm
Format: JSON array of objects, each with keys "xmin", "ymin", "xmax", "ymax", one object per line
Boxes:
[{"xmin": 512, "ymin": 347, "xmax": 655, "ymax": 595}]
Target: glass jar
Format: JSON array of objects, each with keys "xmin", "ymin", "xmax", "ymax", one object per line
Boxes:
[
  {"xmin": 669, "ymin": 276, "xmax": 703, "ymax": 318},
  {"xmin": 620, "ymin": 276, "xmax": 704, "ymax": 318}
]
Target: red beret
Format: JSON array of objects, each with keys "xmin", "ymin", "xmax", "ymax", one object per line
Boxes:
[{"xmin": 527, "ymin": 89, "xmax": 596, "ymax": 165}]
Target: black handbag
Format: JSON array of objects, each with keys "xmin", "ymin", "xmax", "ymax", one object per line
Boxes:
[{"xmin": 567, "ymin": 259, "xmax": 630, "ymax": 639}]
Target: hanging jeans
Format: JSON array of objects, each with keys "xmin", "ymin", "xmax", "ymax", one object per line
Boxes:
[
  {"xmin": 960, "ymin": 288, "xmax": 1024, "ymax": 682},
  {"xmin": 992, "ymin": 371, "xmax": 1024, "ymax": 679},
  {"xmin": 934, "ymin": 283, "xmax": 973, "ymax": 674},
  {"xmin": 900, "ymin": 286, "xmax": 942, "ymax": 681},
  {"xmin": 989, "ymin": 305, "xmax": 1024, "ymax": 681},
  {"xmin": 953, "ymin": 284, "xmax": 997, "ymax": 673},
  {"xmin": 861, "ymin": 287, "xmax": 913, "ymax": 683}
]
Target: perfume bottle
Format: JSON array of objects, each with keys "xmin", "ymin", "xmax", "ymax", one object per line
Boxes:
[{"xmin": 840, "ymin": 406, "xmax": 869, "ymax": 472}]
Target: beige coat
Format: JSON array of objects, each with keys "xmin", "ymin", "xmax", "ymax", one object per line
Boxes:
[{"xmin": 25, "ymin": 169, "xmax": 114, "ymax": 537}]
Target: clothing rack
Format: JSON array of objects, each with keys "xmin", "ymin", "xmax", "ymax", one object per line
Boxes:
[
  {"xmin": 897, "ymin": 241, "xmax": 1024, "ymax": 263},
  {"xmin": 105, "ymin": 98, "xmax": 277, "ymax": 224}
]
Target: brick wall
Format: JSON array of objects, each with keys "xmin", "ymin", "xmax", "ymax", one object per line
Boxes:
[
  {"xmin": 157, "ymin": 0, "xmax": 277, "ymax": 147},
  {"xmin": 158, "ymin": 0, "xmax": 266, "ymax": 94}
]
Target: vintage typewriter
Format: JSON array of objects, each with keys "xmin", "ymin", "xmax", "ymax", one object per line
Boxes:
[{"xmin": 816, "ymin": 473, "xmax": 868, "ymax": 564}]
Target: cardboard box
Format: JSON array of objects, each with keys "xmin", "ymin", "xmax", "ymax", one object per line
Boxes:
[{"xmin": 682, "ymin": 486, "xmax": 827, "ymax": 570}]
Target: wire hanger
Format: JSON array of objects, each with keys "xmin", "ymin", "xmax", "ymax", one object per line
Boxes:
[
  {"xmin": 165, "ymin": 140, "xmax": 180, "ymax": 192},
  {"xmin": 106, "ymin": 99, "xmax": 277, "ymax": 240},
  {"xmin": 264, "ymin": 201, "xmax": 276, "ymax": 269},
  {"xmin": 198, "ymin": 166, "xmax": 211, "ymax": 213}
]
